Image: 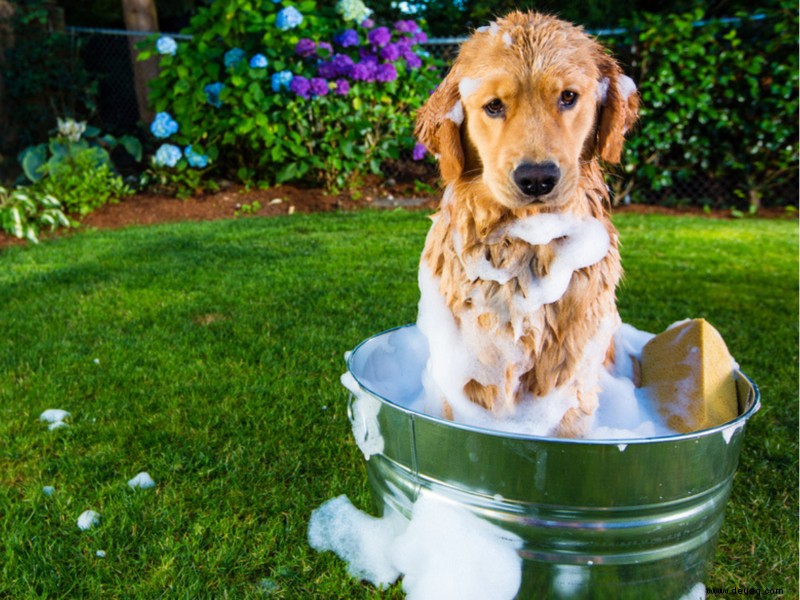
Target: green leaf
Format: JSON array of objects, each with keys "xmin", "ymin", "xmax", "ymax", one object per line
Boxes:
[
  {"xmin": 20, "ymin": 144, "xmax": 47, "ymax": 182},
  {"xmin": 119, "ymin": 136, "xmax": 143, "ymax": 162}
]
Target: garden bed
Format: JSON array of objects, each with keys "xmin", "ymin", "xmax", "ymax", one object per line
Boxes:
[{"xmin": 0, "ymin": 178, "xmax": 795, "ymax": 250}]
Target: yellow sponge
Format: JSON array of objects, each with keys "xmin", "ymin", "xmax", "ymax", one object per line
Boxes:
[{"xmin": 640, "ymin": 319, "xmax": 739, "ymax": 433}]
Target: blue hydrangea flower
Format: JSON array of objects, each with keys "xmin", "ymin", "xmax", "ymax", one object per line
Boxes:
[
  {"xmin": 224, "ymin": 47, "xmax": 246, "ymax": 68},
  {"xmin": 184, "ymin": 145, "xmax": 209, "ymax": 168},
  {"xmin": 204, "ymin": 82, "xmax": 224, "ymax": 107},
  {"xmin": 334, "ymin": 29, "xmax": 359, "ymax": 48},
  {"xmin": 249, "ymin": 53, "xmax": 268, "ymax": 68},
  {"xmin": 276, "ymin": 6, "xmax": 303, "ymax": 30},
  {"xmin": 156, "ymin": 36, "xmax": 177, "ymax": 56},
  {"xmin": 154, "ymin": 143, "xmax": 182, "ymax": 167},
  {"xmin": 271, "ymin": 70, "xmax": 294, "ymax": 92},
  {"xmin": 150, "ymin": 112, "xmax": 179, "ymax": 138}
]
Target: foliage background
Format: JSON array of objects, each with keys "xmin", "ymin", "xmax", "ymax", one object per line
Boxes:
[{"xmin": 1, "ymin": 0, "xmax": 797, "ymax": 210}]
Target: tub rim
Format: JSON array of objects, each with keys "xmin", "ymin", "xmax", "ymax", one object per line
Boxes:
[{"xmin": 346, "ymin": 323, "xmax": 761, "ymax": 447}]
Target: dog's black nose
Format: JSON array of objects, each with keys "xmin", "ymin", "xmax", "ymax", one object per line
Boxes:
[{"xmin": 513, "ymin": 162, "xmax": 560, "ymax": 198}]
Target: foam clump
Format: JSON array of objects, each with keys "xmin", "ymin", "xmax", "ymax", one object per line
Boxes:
[
  {"xmin": 641, "ymin": 318, "xmax": 738, "ymax": 433},
  {"xmin": 40, "ymin": 409, "xmax": 70, "ymax": 430},
  {"xmin": 308, "ymin": 495, "xmax": 404, "ymax": 587},
  {"xmin": 77, "ymin": 510, "xmax": 100, "ymax": 531},
  {"xmin": 308, "ymin": 493, "xmax": 522, "ymax": 600},
  {"xmin": 127, "ymin": 472, "xmax": 156, "ymax": 490}
]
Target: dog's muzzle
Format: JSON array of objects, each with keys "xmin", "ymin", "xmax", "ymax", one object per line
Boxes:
[{"xmin": 513, "ymin": 162, "xmax": 561, "ymax": 199}]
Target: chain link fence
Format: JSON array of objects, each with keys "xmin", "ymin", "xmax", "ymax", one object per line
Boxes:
[{"xmin": 63, "ymin": 25, "xmax": 796, "ymax": 207}]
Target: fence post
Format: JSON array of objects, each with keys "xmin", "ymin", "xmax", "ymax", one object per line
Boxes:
[{"xmin": 121, "ymin": 0, "xmax": 158, "ymax": 125}]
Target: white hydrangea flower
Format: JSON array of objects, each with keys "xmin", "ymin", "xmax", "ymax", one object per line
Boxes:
[
  {"xmin": 57, "ymin": 118, "xmax": 87, "ymax": 142},
  {"xmin": 336, "ymin": 0, "xmax": 372, "ymax": 23}
]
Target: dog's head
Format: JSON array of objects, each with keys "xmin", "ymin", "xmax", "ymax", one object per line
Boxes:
[{"xmin": 416, "ymin": 12, "xmax": 638, "ymax": 209}]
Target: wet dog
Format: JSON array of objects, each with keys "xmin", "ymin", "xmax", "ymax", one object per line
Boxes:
[{"xmin": 415, "ymin": 11, "xmax": 638, "ymax": 436}]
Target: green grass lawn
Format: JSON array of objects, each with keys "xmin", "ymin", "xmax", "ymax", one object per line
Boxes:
[{"xmin": 0, "ymin": 210, "xmax": 797, "ymax": 598}]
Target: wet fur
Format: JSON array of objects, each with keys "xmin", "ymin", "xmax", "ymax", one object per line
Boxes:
[{"xmin": 415, "ymin": 12, "xmax": 638, "ymax": 436}]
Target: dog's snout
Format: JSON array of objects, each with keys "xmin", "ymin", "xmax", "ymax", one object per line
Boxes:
[{"xmin": 513, "ymin": 162, "xmax": 561, "ymax": 198}]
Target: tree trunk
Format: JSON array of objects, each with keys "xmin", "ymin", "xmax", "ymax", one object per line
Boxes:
[
  {"xmin": 0, "ymin": 0, "xmax": 15, "ymax": 158},
  {"xmin": 121, "ymin": 0, "xmax": 159, "ymax": 125}
]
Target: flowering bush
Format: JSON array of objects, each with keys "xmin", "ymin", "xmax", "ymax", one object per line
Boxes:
[
  {"xmin": 142, "ymin": 0, "xmax": 440, "ymax": 192},
  {"xmin": 18, "ymin": 119, "xmax": 139, "ymax": 216}
]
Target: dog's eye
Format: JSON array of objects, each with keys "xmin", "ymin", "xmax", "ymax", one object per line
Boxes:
[
  {"xmin": 483, "ymin": 99, "xmax": 505, "ymax": 118},
  {"xmin": 559, "ymin": 90, "xmax": 578, "ymax": 109}
]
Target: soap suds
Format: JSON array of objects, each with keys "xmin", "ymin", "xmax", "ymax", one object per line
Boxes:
[
  {"xmin": 445, "ymin": 100, "xmax": 464, "ymax": 126},
  {"xmin": 458, "ymin": 78, "xmax": 482, "ymax": 101},
  {"xmin": 308, "ymin": 493, "xmax": 522, "ymax": 600},
  {"xmin": 40, "ymin": 409, "xmax": 70, "ymax": 430},
  {"xmin": 128, "ymin": 472, "xmax": 156, "ymax": 490},
  {"xmin": 77, "ymin": 510, "xmax": 100, "ymax": 531}
]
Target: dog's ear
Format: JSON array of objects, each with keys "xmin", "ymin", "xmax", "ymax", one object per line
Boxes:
[
  {"xmin": 596, "ymin": 64, "xmax": 639, "ymax": 164},
  {"xmin": 415, "ymin": 70, "xmax": 464, "ymax": 182}
]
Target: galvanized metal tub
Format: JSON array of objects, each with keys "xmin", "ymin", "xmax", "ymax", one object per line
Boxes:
[{"xmin": 346, "ymin": 325, "xmax": 760, "ymax": 599}]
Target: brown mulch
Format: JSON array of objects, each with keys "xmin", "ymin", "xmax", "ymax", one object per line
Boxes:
[{"xmin": 0, "ymin": 177, "xmax": 794, "ymax": 249}]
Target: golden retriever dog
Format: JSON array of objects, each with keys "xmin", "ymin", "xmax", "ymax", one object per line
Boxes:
[{"xmin": 414, "ymin": 11, "xmax": 639, "ymax": 437}]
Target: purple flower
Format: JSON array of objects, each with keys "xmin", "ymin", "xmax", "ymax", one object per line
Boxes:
[
  {"xmin": 405, "ymin": 53, "xmax": 422, "ymax": 70},
  {"xmin": 352, "ymin": 58, "xmax": 377, "ymax": 82},
  {"xmin": 334, "ymin": 79, "xmax": 350, "ymax": 96},
  {"xmin": 361, "ymin": 18, "xmax": 374, "ymax": 29},
  {"xmin": 317, "ymin": 42, "xmax": 333, "ymax": 57},
  {"xmin": 331, "ymin": 53, "xmax": 355, "ymax": 77},
  {"xmin": 309, "ymin": 77, "xmax": 329, "ymax": 97},
  {"xmin": 317, "ymin": 61, "xmax": 337, "ymax": 79},
  {"xmin": 375, "ymin": 63, "xmax": 397, "ymax": 83},
  {"xmin": 412, "ymin": 31, "xmax": 428, "ymax": 44},
  {"xmin": 412, "ymin": 142, "xmax": 427, "ymax": 161},
  {"xmin": 380, "ymin": 43, "xmax": 401, "ymax": 62},
  {"xmin": 368, "ymin": 27, "xmax": 391, "ymax": 48},
  {"xmin": 290, "ymin": 76, "xmax": 311, "ymax": 99},
  {"xmin": 334, "ymin": 29, "xmax": 359, "ymax": 47},
  {"xmin": 394, "ymin": 20, "xmax": 419, "ymax": 34},
  {"xmin": 295, "ymin": 38, "xmax": 316, "ymax": 58}
]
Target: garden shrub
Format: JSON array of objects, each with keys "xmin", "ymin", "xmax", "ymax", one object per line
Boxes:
[
  {"xmin": 142, "ymin": 0, "xmax": 440, "ymax": 194},
  {"xmin": 0, "ymin": 185, "xmax": 70, "ymax": 243},
  {"xmin": 19, "ymin": 119, "xmax": 137, "ymax": 216},
  {"xmin": 609, "ymin": 2, "xmax": 798, "ymax": 209}
]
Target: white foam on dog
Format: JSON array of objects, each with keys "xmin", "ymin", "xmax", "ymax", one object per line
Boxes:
[
  {"xmin": 308, "ymin": 493, "xmax": 522, "ymax": 600},
  {"xmin": 77, "ymin": 510, "xmax": 100, "ymax": 531},
  {"xmin": 458, "ymin": 78, "xmax": 482, "ymax": 101},
  {"xmin": 415, "ymin": 211, "xmax": 621, "ymax": 435},
  {"xmin": 596, "ymin": 77, "xmax": 610, "ymax": 103},
  {"xmin": 618, "ymin": 75, "xmax": 637, "ymax": 100},
  {"xmin": 445, "ymin": 100, "xmax": 464, "ymax": 126},
  {"xmin": 127, "ymin": 472, "xmax": 156, "ymax": 490}
]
